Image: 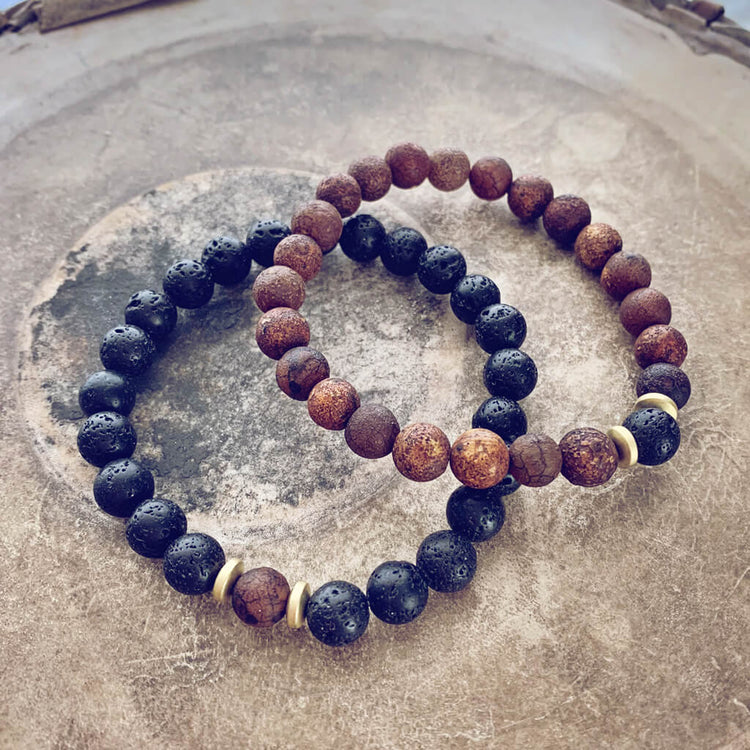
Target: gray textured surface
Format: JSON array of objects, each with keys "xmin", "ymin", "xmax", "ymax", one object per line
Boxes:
[{"xmin": 1, "ymin": 2, "xmax": 749, "ymax": 748}]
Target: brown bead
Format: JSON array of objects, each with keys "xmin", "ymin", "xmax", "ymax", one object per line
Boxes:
[
  {"xmin": 634, "ymin": 325, "xmax": 688, "ymax": 368},
  {"xmin": 273, "ymin": 234, "xmax": 323, "ymax": 282},
  {"xmin": 508, "ymin": 433, "xmax": 562, "ymax": 487},
  {"xmin": 428, "ymin": 148, "xmax": 471, "ymax": 191},
  {"xmin": 385, "ymin": 142, "xmax": 431, "ymax": 189},
  {"xmin": 255, "ymin": 307, "xmax": 310, "ymax": 360},
  {"xmin": 251, "ymin": 265, "xmax": 305, "ymax": 312},
  {"xmin": 542, "ymin": 194, "xmax": 592, "ymax": 246},
  {"xmin": 348, "ymin": 155, "xmax": 392, "ymax": 201},
  {"xmin": 450, "ymin": 428, "xmax": 510, "ymax": 490},
  {"xmin": 469, "ymin": 156, "xmax": 513, "ymax": 201},
  {"xmin": 600, "ymin": 252, "xmax": 652, "ymax": 300},
  {"xmin": 307, "ymin": 378, "xmax": 360, "ymax": 431},
  {"xmin": 275, "ymin": 346, "xmax": 330, "ymax": 401},
  {"xmin": 559, "ymin": 428, "xmax": 619, "ymax": 487},
  {"xmin": 290, "ymin": 200, "xmax": 342, "ymax": 253},
  {"xmin": 315, "ymin": 173, "xmax": 362, "ymax": 218},
  {"xmin": 620, "ymin": 288, "xmax": 672, "ymax": 337},
  {"xmin": 344, "ymin": 403, "xmax": 400, "ymax": 459},
  {"xmin": 231, "ymin": 567, "xmax": 290, "ymax": 628},
  {"xmin": 392, "ymin": 422, "xmax": 450, "ymax": 482},
  {"xmin": 507, "ymin": 175, "xmax": 554, "ymax": 222},
  {"xmin": 573, "ymin": 223, "xmax": 623, "ymax": 271}
]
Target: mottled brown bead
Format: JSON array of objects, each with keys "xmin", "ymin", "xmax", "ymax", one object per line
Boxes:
[
  {"xmin": 385, "ymin": 142, "xmax": 431, "ymax": 189},
  {"xmin": 634, "ymin": 325, "xmax": 688, "ymax": 368},
  {"xmin": 620, "ymin": 288, "xmax": 672, "ymax": 337},
  {"xmin": 307, "ymin": 378, "xmax": 360, "ymax": 431},
  {"xmin": 348, "ymin": 155, "xmax": 392, "ymax": 201},
  {"xmin": 255, "ymin": 307, "xmax": 310, "ymax": 360},
  {"xmin": 450, "ymin": 428, "xmax": 510, "ymax": 490},
  {"xmin": 573, "ymin": 223, "xmax": 623, "ymax": 271},
  {"xmin": 542, "ymin": 194, "xmax": 592, "ymax": 246},
  {"xmin": 559, "ymin": 428, "xmax": 619, "ymax": 487},
  {"xmin": 469, "ymin": 156, "xmax": 513, "ymax": 201},
  {"xmin": 508, "ymin": 433, "xmax": 562, "ymax": 487},
  {"xmin": 273, "ymin": 234, "xmax": 323, "ymax": 282},
  {"xmin": 392, "ymin": 422, "xmax": 450, "ymax": 482},
  {"xmin": 231, "ymin": 567, "xmax": 290, "ymax": 628},
  {"xmin": 290, "ymin": 200, "xmax": 342, "ymax": 253},
  {"xmin": 315, "ymin": 173, "xmax": 362, "ymax": 218},
  {"xmin": 507, "ymin": 175, "xmax": 554, "ymax": 222},
  {"xmin": 275, "ymin": 346, "xmax": 330, "ymax": 401},
  {"xmin": 600, "ymin": 252, "xmax": 652, "ymax": 301},
  {"xmin": 251, "ymin": 265, "xmax": 306, "ymax": 312},
  {"xmin": 428, "ymin": 148, "xmax": 471, "ymax": 191},
  {"xmin": 345, "ymin": 403, "xmax": 400, "ymax": 459}
]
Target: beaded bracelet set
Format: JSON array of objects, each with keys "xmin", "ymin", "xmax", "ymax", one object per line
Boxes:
[{"xmin": 75, "ymin": 143, "xmax": 691, "ymax": 647}]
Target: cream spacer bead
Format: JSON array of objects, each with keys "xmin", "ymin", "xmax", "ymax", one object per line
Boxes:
[
  {"xmin": 286, "ymin": 581, "xmax": 311, "ymax": 630},
  {"xmin": 607, "ymin": 426, "xmax": 639, "ymax": 469},
  {"xmin": 212, "ymin": 558, "xmax": 244, "ymax": 604},
  {"xmin": 634, "ymin": 392, "xmax": 678, "ymax": 420}
]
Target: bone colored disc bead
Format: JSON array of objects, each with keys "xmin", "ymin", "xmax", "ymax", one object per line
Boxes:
[
  {"xmin": 393, "ymin": 423, "xmax": 451, "ymax": 482},
  {"xmin": 385, "ymin": 142, "xmax": 431, "ymax": 189},
  {"xmin": 508, "ymin": 433, "xmax": 562, "ymax": 487},
  {"xmin": 273, "ymin": 234, "xmax": 323, "ymax": 282},
  {"xmin": 286, "ymin": 581, "xmax": 312, "ymax": 630},
  {"xmin": 450, "ymin": 428, "xmax": 510, "ymax": 490},
  {"xmin": 635, "ymin": 392, "xmax": 678, "ymax": 420},
  {"xmin": 507, "ymin": 175, "xmax": 554, "ymax": 222},
  {"xmin": 212, "ymin": 558, "xmax": 245, "ymax": 604},
  {"xmin": 573, "ymin": 223, "xmax": 623, "ymax": 271},
  {"xmin": 600, "ymin": 252, "xmax": 652, "ymax": 300},
  {"xmin": 634, "ymin": 325, "xmax": 688, "ymax": 368},
  {"xmin": 428, "ymin": 148, "xmax": 471, "ymax": 191},
  {"xmin": 290, "ymin": 200, "xmax": 342, "ymax": 253},
  {"xmin": 559, "ymin": 427, "xmax": 619, "ymax": 487},
  {"xmin": 469, "ymin": 156, "xmax": 513, "ymax": 201},
  {"xmin": 619, "ymin": 288, "xmax": 672, "ymax": 337},
  {"xmin": 307, "ymin": 378, "xmax": 361, "ymax": 431},
  {"xmin": 606, "ymin": 426, "xmax": 639, "ymax": 469},
  {"xmin": 348, "ymin": 155, "xmax": 392, "ymax": 201},
  {"xmin": 255, "ymin": 307, "xmax": 310, "ymax": 360},
  {"xmin": 232, "ymin": 567, "xmax": 291, "ymax": 628},
  {"xmin": 252, "ymin": 265, "xmax": 306, "ymax": 312},
  {"xmin": 315, "ymin": 173, "xmax": 362, "ymax": 218}
]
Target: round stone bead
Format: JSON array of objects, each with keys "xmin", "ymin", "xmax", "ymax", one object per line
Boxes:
[
  {"xmin": 622, "ymin": 408, "xmax": 681, "ymax": 466},
  {"xmin": 77, "ymin": 411, "xmax": 137, "ymax": 467},
  {"xmin": 344, "ymin": 403, "xmax": 400, "ymax": 459},
  {"xmin": 428, "ymin": 148, "xmax": 471, "ymax": 191},
  {"xmin": 255, "ymin": 307, "xmax": 310, "ymax": 360},
  {"xmin": 416, "ymin": 530, "xmax": 477, "ymax": 593},
  {"xmin": 100, "ymin": 324, "xmax": 156, "ymax": 377},
  {"xmin": 393, "ymin": 423, "xmax": 451, "ymax": 482},
  {"xmin": 93, "ymin": 458, "xmax": 154, "ymax": 517},
  {"xmin": 619, "ymin": 288, "xmax": 672, "ymax": 336},
  {"xmin": 469, "ymin": 156, "xmax": 513, "ymax": 201},
  {"xmin": 251, "ymin": 265, "xmax": 306, "ymax": 312},
  {"xmin": 348, "ymin": 155, "xmax": 392, "ymax": 201},
  {"xmin": 507, "ymin": 175, "xmax": 554, "ymax": 222},
  {"xmin": 163, "ymin": 259, "xmax": 214, "ymax": 309},
  {"xmin": 483, "ymin": 349, "xmax": 538, "ymax": 400},
  {"xmin": 417, "ymin": 245, "xmax": 467, "ymax": 294},
  {"xmin": 79, "ymin": 370, "xmax": 136, "ymax": 416},
  {"xmin": 600, "ymin": 252, "xmax": 652, "ymax": 301},
  {"xmin": 245, "ymin": 219, "xmax": 291, "ymax": 267},
  {"xmin": 290, "ymin": 200, "xmax": 342, "ymax": 254},
  {"xmin": 315, "ymin": 173, "xmax": 362, "ymax": 218},
  {"xmin": 307, "ymin": 378, "xmax": 360, "ymax": 430},
  {"xmin": 558, "ymin": 428, "xmax": 619, "ymax": 487},
  {"xmin": 275, "ymin": 346, "xmax": 330, "ymax": 401},
  {"xmin": 449, "ymin": 275, "xmax": 501, "ymax": 325},
  {"xmin": 381, "ymin": 227, "xmax": 428, "ymax": 276},
  {"xmin": 231, "ymin": 567, "xmax": 291, "ymax": 628},
  {"xmin": 163, "ymin": 533, "xmax": 226, "ymax": 596},
  {"xmin": 573, "ymin": 223, "xmax": 623, "ymax": 271},
  {"xmin": 472, "ymin": 396, "xmax": 527, "ymax": 443},
  {"xmin": 125, "ymin": 498, "xmax": 187, "ymax": 558},
  {"xmin": 201, "ymin": 236, "xmax": 251, "ymax": 286},
  {"xmin": 367, "ymin": 561, "xmax": 429, "ymax": 625},
  {"xmin": 339, "ymin": 214, "xmax": 387, "ymax": 263},
  {"xmin": 636, "ymin": 363, "xmax": 691, "ymax": 409},
  {"xmin": 508, "ymin": 433, "xmax": 562, "ymax": 487},
  {"xmin": 124, "ymin": 290, "xmax": 177, "ymax": 342},
  {"xmin": 450, "ymin": 428, "xmax": 510, "ymax": 489},
  {"xmin": 543, "ymin": 194, "xmax": 592, "ymax": 246},
  {"xmin": 446, "ymin": 485, "xmax": 506, "ymax": 542},
  {"xmin": 474, "ymin": 303, "xmax": 527, "ymax": 352},
  {"xmin": 273, "ymin": 234, "xmax": 323, "ymax": 282},
  {"xmin": 634, "ymin": 325, "xmax": 688, "ymax": 368},
  {"xmin": 306, "ymin": 580, "xmax": 370, "ymax": 647},
  {"xmin": 385, "ymin": 142, "xmax": 431, "ymax": 189}
]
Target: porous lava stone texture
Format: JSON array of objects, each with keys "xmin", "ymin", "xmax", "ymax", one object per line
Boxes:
[
  {"xmin": 381, "ymin": 226, "xmax": 428, "ymax": 276},
  {"xmin": 162, "ymin": 259, "xmax": 214, "ymax": 309},
  {"xmin": 245, "ymin": 219, "xmax": 291, "ymax": 267},
  {"xmin": 99, "ymin": 324, "xmax": 156, "ymax": 377},
  {"xmin": 231, "ymin": 567, "xmax": 291, "ymax": 628},
  {"xmin": 416, "ymin": 245, "xmax": 467, "ymax": 294},
  {"xmin": 558, "ymin": 427, "xmax": 619, "ymax": 487},
  {"xmin": 201, "ymin": 235, "xmax": 251, "ymax": 286},
  {"xmin": 507, "ymin": 175, "xmax": 554, "ymax": 222},
  {"xmin": 449, "ymin": 274, "xmax": 501, "ymax": 324},
  {"xmin": 78, "ymin": 370, "xmax": 136, "ymax": 416},
  {"xmin": 344, "ymin": 403, "xmax": 400, "ymax": 459},
  {"xmin": 493, "ymin": 474, "xmax": 521, "ymax": 496},
  {"xmin": 306, "ymin": 580, "xmax": 370, "ymax": 647},
  {"xmin": 619, "ymin": 288, "xmax": 672, "ymax": 336},
  {"xmin": 366, "ymin": 561, "xmax": 429, "ymax": 625},
  {"xmin": 162, "ymin": 532, "xmax": 225, "ymax": 595},
  {"xmin": 469, "ymin": 156, "xmax": 513, "ymax": 201},
  {"xmin": 251, "ymin": 265, "xmax": 306, "ymax": 312},
  {"xmin": 483, "ymin": 348, "xmax": 538, "ymax": 400},
  {"xmin": 275, "ymin": 346, "xmax": 330, "ymax": 401},
  {"xmin": 273, "ymin": 234, "xmax": 323, "ymax": 282},
  {"xmin": 385, "ymin": 142, "xmax": 431, "ymax": 189},
  {"xmin": 392, "ymin": 422, "xmax": 451, "ymax": 482},
  {"xmin": 472, "ymin": 395, "xmax": 527, "ymax": 444},
  {"xmin": 77, "ymin": 411, "xmax": 137, "ymax": 467},
  {"xmin": 600, "ymin": 252, "xmax": 652, "ymax": 300},
  {"xmin": 636, "ymin": 363, "xmax": 691, "ymax": 409},
  {"xmin": 474, "ymin": 303, "xmax": 527, "ymax": 352},
  {"xmin": 450, "ymin": 428, "xmax": 510, "ymax": 489},
  {"xmin": 428, "ymin": 148, "xmax": 471, "ymax": 191},
  {"xmin": 307, "ymin": 378, "xmax": 360, "ymax": 430},
  {"xmin": 124, "ymin": 289, "xmax": 177, "ymax": 342},
  {"xmin": 125, "ymin": 498, "xmax": 187, "ymax": 558},
  {"xmin": 634, "ymin": 325, "xmax": 688, "ymax": 368},
  {"xmin": 416, "ymin": 530, "xmax": 477, "ymax": 593},
  {"xmin": 347, "ymin": 155, "xmax": 392, "ymax": 202},
  {"xmin": 622, "ymin": 408, "xmax": 681, "ymax": 466},
  {"xmin": 339, "ymin": 214, "xmax": 387, "ymax": 263},
  {"xmin": 290, "ymin": 200, "xmax": 342, "ymax": 253},
  {"xmin": 446, "ymin": 485, "xmax": 506, "ymax": 543},
  {"xmin": 315, "ymin": 173, "xmax": 362, "ymax": 218},
  {"xmin": 93, "ymin": 458, "xmax": 154, "ymax": 517},
  {"xmin": 508, "ymin": 433, "xmax": 562, "ymax": 487},
  {"xmin": 542, "ymin": 194, "xmax": 592, "ymax": 246},
  {"xmin": 255, "ymin": 307, "xmax": 310, "ymax": 360},
  {"xmin": 573, "ymin": 223, "xmax": 623, "ymax": 271}
]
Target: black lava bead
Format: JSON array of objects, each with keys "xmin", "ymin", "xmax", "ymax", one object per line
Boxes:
[
  {"xmin": 416, "ymin": 530, "xmax": 477, "ymax": 593},
  {"xmin": 339, "ymin": 214, "xmax": 386, "ymax": 263},
  {"xmin": 201, "ymin": 236, "xmax": 252, "ymax": 286},
  {"xmin": 93, "ymin": 458, "xmax": 154, "ymax": 517},
  {"xmin": 78, "ymin": 370, "xmax": 136, "ymax": 416},
  {"xmin": 493, "ymin": 473, "xmax": 521, "ymax": 496},
  {"xmin": 416, "ymin": 245, "xmax": 467, "ymax": 294},
  {"xmin": 381, "ymin": 226, "xmax": 428, "ymax": 276},
  {"xmin": 77, "ymin": 411, "xmax": 137, "ymax": 467},
  {"xmin": 162, "ymin": 259, "xmax": 214, "ymax": 309},
  {"xmin": 475, "ymin": 303, "xmax": 527, "ymax": 353},
  {"xmin": 99, "ymin": 324, "xmax": 156, "ymax": 377},
  {"xmin": 636, "ymin": 363, "xmax": 691, "ymax": 409},
  {"xmin": 366, "ymin": 561, "xmax": 429, "ymax": 625},
  {"xmin": 446, "ymin": 485, "xmax": 506, "ymax": 543},
  {"xmin": 472, "ymin": 396, "xmax": 527, "ymax": 443},
  {"xmin": 246, "ymin": 219, "xmax": 291, "ymax": 267},
  {"xmin": 484, "ymin": 349, "xmax": 537, "ymax": 401},
  {"xmin": 622, "ymin": 408, "xmax": 681, "ymax": 466},
  {"xmin": 306, "ymin": 580, "xmax": 370, "ymax": 647},
  {"xmin": 126, "ymin": 499, "xmax": 187, "ymax": 558},
  {"xmin": 163, "ymin": 533, "xmax": 225, "ymax": 595},
  {"xmin": 124, "ymin": 290, "xmax": 177, "ymax": 342},
  {"xmin": 450, "ymin": 275, "xmax": 501, "ymax": 324}
]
